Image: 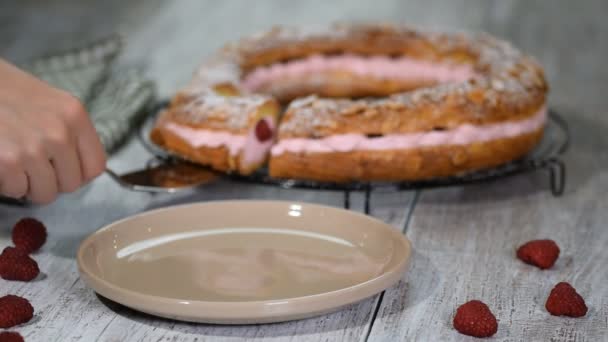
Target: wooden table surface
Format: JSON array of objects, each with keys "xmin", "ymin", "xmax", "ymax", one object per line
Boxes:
[{"xmin": 1, "ymin": 1, "xmax": 607, "ymax": 341}]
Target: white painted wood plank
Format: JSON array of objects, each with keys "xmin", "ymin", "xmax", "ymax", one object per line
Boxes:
[{"xmin": 368, "ymin": 168, "xmax": 608, "ymax": 341}]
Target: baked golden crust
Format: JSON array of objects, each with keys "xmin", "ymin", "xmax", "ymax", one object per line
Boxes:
[
  {"xmin": 277, "ymin": 94, "xmax": 544, "ymax": 139},
  {"xmin": 269, "ymin": 128, "xmax": 543, "ymax": 182},
  {"xmin": 235, "ymin": 24, "xmax": 478, "ymax": 71}
]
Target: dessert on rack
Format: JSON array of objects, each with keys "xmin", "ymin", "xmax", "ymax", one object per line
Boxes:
[{"xmin": 151, "ymin": 23, "xmax": 548, "ymax": 181}]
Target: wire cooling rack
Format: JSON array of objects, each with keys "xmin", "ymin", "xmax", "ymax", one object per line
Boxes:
[{"xmin": 140, "ymin": 101, "xmax": 568, "ymax": 214}]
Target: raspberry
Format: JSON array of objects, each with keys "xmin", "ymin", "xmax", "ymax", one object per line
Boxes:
[
  {"xmin": 545, "ymin": 282, "xmax": 588, "ymax": 317},
  {"xmin": 12, "ymin": 217, "xmax": 47, "ymax": 253},
  {"xmin": 254, "ymin": 120, "xmax": 273, "ymax": 142},
  {"xmin": 0, "ymin": 247, "xmax": 40, "ymax": 282},
  {"xmin": 516, "ymin": 239, "xmax": 560, "ymax": 269},
  {"xmin": 0, "ymin": 331, "xmax": 24, "ymax": 342},
  {"xmin": 0, "ymin": 295, "xmax": 34, "ymax": 329},
  {"xmin": 453, "ymin": 300, "xmax": 498, "ymax": 338}
]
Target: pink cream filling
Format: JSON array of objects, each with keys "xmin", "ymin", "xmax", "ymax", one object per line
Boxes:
[
  {"xmin": 164, "ymin": 117, "xmax": 276, "ymax": 166},
  {"xmin": 271, "ymin": 106, "xmax": 547, "ymax": 156},
  {"xmin": 242, "ymin": 54, "xmax": 475, "ymax": 91}
]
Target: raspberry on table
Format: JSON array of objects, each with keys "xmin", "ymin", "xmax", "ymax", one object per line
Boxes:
[
  {"xmin": 545, "ymin": 282, "xmax": 588, "ymax": 317},
  {"xmin": 12, "ymin": 217, "xmax": 48, "ymax": 254},
  {"xmin": 0, "ymin": 295, "xmax": 34, "ymax": 329},
  {"xmin": 453, "ymin": 300, "xmax": 498, "ymax": 338},
  {"xmin": 516, "ymin": 239, "xmax": 560, "ymax": 269},
  {"xmin": 0, "ymin": 331, "xmax": 24, "ymax": 342},
  {"xmin": 0, "ymin": 247, "xmax": 40, "ymax": 282}
]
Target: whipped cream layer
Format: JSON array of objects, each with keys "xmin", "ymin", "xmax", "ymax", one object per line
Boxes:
[
  {"xmin": 242, "ymin": 54, "xmax": 475, "ymax": 91},
  {"xmin": 271, "ymin": 106, "xmax": 546, "ymax": 156},
  {"xmin": 164, "ymin": 117, "xmax": 276, "ymax": 166}
]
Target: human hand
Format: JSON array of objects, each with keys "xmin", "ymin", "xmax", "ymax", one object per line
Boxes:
[{"xmin": 0, "ymin": 59, "xmax": 106, "ymax": 204}]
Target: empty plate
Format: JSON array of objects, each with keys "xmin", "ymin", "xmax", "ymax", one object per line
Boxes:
[{"xmin": 77, "ymin": 200, "xmax": 411, "ymax": 324}]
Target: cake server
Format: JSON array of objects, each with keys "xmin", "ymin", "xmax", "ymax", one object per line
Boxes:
[{"xmin": 105, "ymin": 160, "xmax": 219, "ymax": 193}]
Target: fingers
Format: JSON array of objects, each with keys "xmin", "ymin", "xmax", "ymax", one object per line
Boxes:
[
  {"xmin": 77, "ymin": 121, "xmax": 107, "ymax": 182},
  {"xmin": 47, "ymin": 135, "xmax": 83, "ymax": 193},
  {"xmin": 0, "ymin": 120, "xmax": 86, "ymax": 204},
  {"xmin": 1, "ymin": 172, "xmax": 28, "ymax": 199},
  {"xmin": 23, "ymin": 143, "xmax": 59, "ymax": 204},
  {"xmin": 25, "ymin": 95, "xmax": 105, "ymax": 203},
  {"xmin": 61, "ymin": 96, "xmax": 107, "ymax": 182},
  {"xmin": 0, "ymin": 149, "xmax": 28, "ymax": 199},
  {"xmin": 0, "ymin": 172, "xmax": 28, "ymax": 199}
]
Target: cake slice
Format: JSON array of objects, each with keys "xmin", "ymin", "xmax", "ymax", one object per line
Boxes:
[{"xmin": 151, "ymin": 85, "xmax": 279, "ymax": 175}]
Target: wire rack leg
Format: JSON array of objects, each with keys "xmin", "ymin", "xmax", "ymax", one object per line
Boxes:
[
  {"xmin": 548, "ymin": 158, "xmax": 566, "ymax": 196},
  {"xmin": 343, "ymin": 190, "xmax": 351, "ymax": 210},
  {"xmin": 364, "ymin": 186, "xmax": 372, "ymax": 215}
]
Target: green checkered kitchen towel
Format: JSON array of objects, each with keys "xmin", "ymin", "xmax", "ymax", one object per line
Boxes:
[{"xmin": 23, "ymin": 34, "xmax": 156, "ymax": 153}]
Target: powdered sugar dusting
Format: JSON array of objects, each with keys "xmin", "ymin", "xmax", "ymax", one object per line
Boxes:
[
  {"xmin": 170, "ymin": 90, "xmax": 271, "ymax": 132},
  {"xmin": 184, "ymin": 59, "xmax": 242, "ymax": 94}
]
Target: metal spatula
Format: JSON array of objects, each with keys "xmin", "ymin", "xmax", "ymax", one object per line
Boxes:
[{"xmin": 105, "ymin": 160, "xmax": 219, "ymax": 193}]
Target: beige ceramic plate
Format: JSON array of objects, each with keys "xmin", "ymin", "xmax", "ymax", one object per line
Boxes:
[{"xmin": 77, "ymin": 200, "xmax": 412, "ymax": 324}]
